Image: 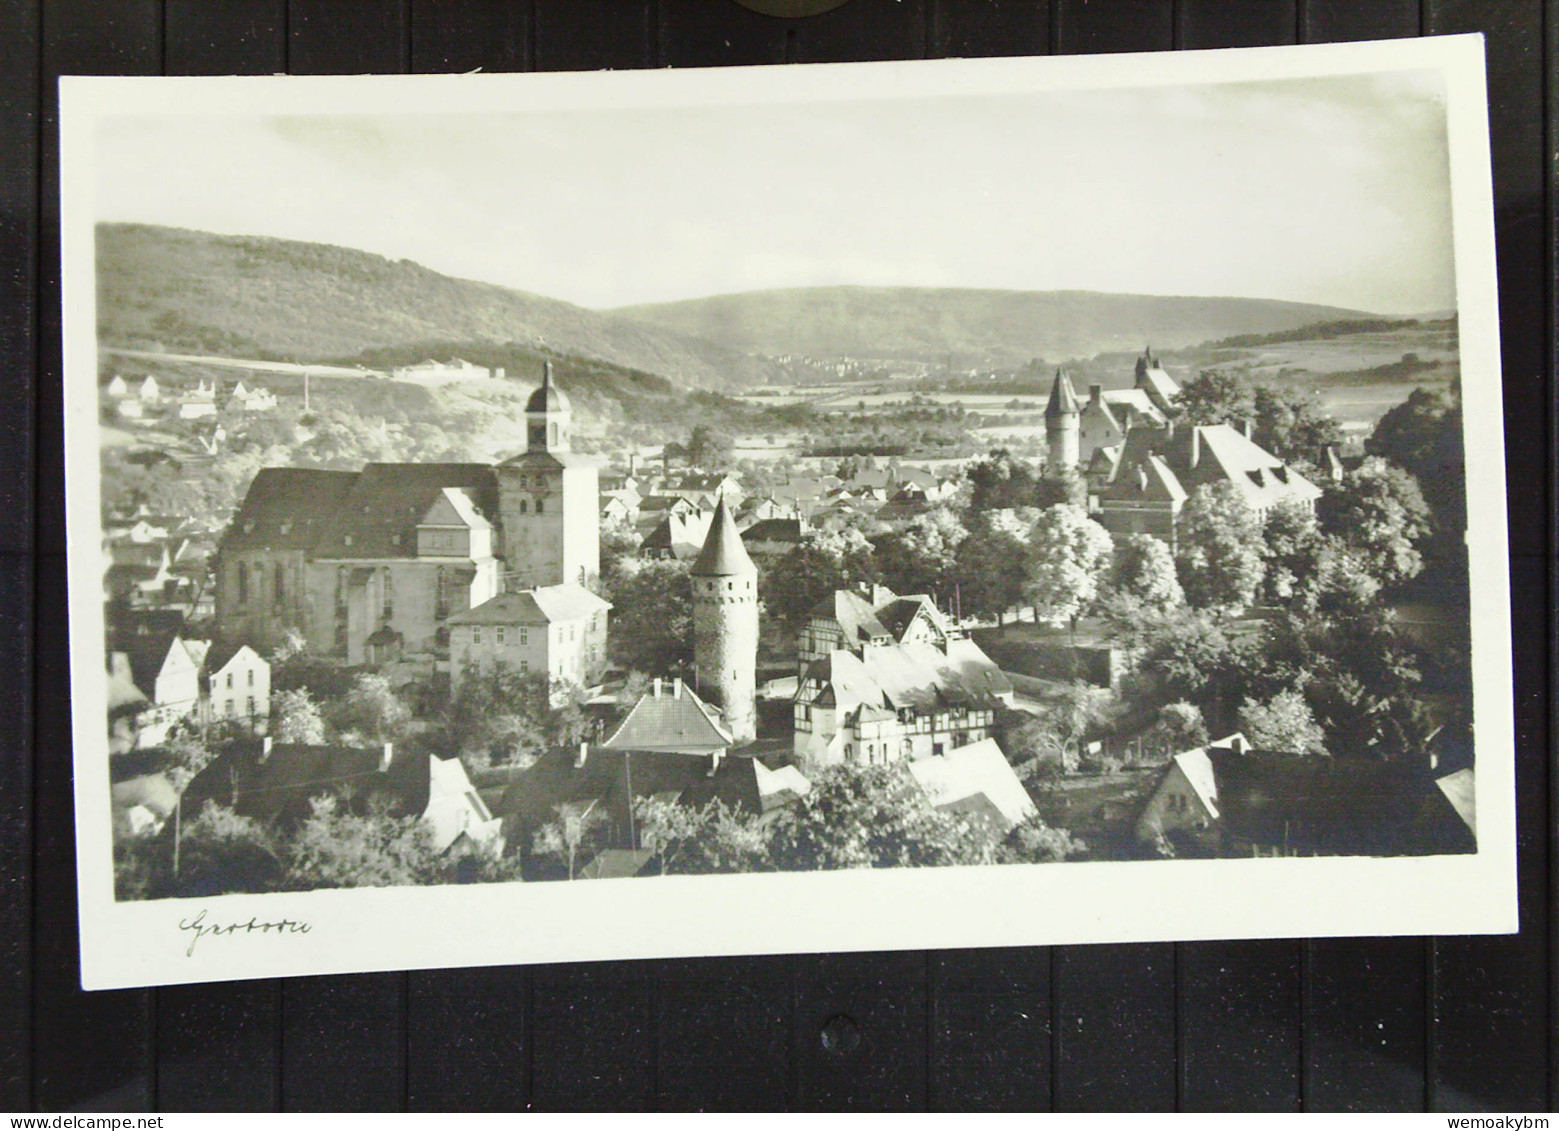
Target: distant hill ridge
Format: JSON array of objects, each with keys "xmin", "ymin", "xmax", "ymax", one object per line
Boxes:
[
  {"xmin": 612, "ymin": 285, "xmax": 1373, "ymax": 367},
  {"xmin": 95, "ymin": 223, "xmax": 778, "ymax": 390}
]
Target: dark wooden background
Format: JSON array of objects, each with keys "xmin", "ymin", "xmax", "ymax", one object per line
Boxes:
[{"xmin": 0, "ymin": 0, "xmax": 1552, "ymax": 1112}]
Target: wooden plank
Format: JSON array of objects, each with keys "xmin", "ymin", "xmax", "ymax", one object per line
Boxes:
[
  {"xmin": 165, "ymin": 0, "xmax": 286, "ymax": 74},
  {"xmin": 155, "ymin": 982, "xmax": 280, "ymax": 1111},
  {"xmin": 1423, "ymin": 4, "xmax": 1548, "ymax": 1109},
  {"xmin": 930, "ymin": 947, "xmax": 1051, "ymax": 1111},
  {"xmin": 653, "ymin": 956, "xmax": 790, "ymax": 1110},
  {"xmin": 929, "ymin": 0, "xmax": 1050, "ymax": 59},
  {"xmin": 410, "ymin": 0, "xmax": 529, "ymax": 73},
  {"xmin": 785, "ymin": 0, "xmax": 929, "ymax": 64},
  {"xmin": 1178, "ymin": 0, "xmax": 1297, "ymax": 50},
  {"xmin": 1306, "ymin": 937, "xmax": 1429, "ymax": 1111},
  {"xmin": 793, "ymin": 951, "xmax": 927, "ymax": 1110},
  {"xmin": 406, "ymin": 967, "xmax": 528, "ymax": 1111},
  {"xmin": 659, "ymin": 0, "xmax": 787, "ymax": 68},
  {"xmin": 1429, "ymin": 555, "xmax": 1550, "ymax": 1109},
  {"xmin": 282, "ymin": 975, "xmax": 406, "ymax": 1111},
  {"xmin": 1053, "ymin": 944, "xmax": 1176, "ymax": 1111},
  {"xmin": 530, "ymin": 962, "xmax": 655, "ymax": 1110},
  {"xmin": 1299, "ymin": 0, "xmax": 1419, "ymax": 42},
  {"xmin": 288, "ymin": 0, "xmax": 408, "ymax": 74},
  {"xmin": 0, "ymin": 0, "xmax": 39, "ymax": 1110},
  {"xmin": 33, "ymin": 0, "xmax": 160, "ymax": 1110},
  {"xmin": 1054, "ymin": 0, "xmax": 1172, "ymax": 54},
  {"xmin": 1179, "ymin": 940, "xmax": 1302, "ymax": 1111},
  {"xmin": 152, "ymin": 4, "xmax": 286, "ymax": 1109},
  {"xmin": 534, "ymin": 1, "xmax": 657, "ymax": 71}
]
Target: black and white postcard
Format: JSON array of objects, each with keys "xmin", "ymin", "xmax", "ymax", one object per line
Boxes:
[{"xmin": 62, "ymin": 35, "xmax": 1515, "ymax": 989}]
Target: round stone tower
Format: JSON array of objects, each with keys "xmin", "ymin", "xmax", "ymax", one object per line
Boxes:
[
  {"xmin": 1045, "ymin": 367, "xmax": 1081, "ymax": 472},
  {"xmin": 690, "ymin": 496, "xmax": 758, "ymax": 745}
]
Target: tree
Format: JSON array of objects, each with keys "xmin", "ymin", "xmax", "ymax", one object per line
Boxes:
[
  {"xmin": 328, "ymin": 673, "xmax": 411, "ymax": 744},
  {"xmin": 1173, "ymin": 369, "xmax": 1254, "ymax": 426},
  {"xmin": 1252, "ymin": 384, "xmax": 1344, "ymax": 463},
  {"xmin": 632, "ymin": 794, "xmax": 710, "ymax": 875},
  {"xmin": 1108, "ymin": 533, "xmax": 1183, "ymax": 614},
  {"xmin": 681, "ymin": 799, "xmax": 774, "ymax": 874},
  {"xmin": 169, "ymin": 800, "xmax": 281, "ymax": 897},
  {"xmin": 873, "ymin": 507, "xmax": 967, "ymax": 599},
  {"xmin": 1367, "ymin": 385, "xmax": 1464, "ymax": 527},
  {"xmin": 769, "ymin": 762, "xmax": 1002, "ymax": 870},
  {"xmin": 999, "ymin": 815, "xmax": 1087, "ymax": 863},
  {"xmin": 964, "ymin": 450, "xmax": 1040, "ymax": 515},
  {"xmin": 765, "ymin": 527, "xmax": 879, "ymax": 631},
  {"xmin": 532, "ymin": 800, "xmax": 606, "ymax": 880},
  {"xmin": 284, "ymin": 794, "xmax": 441, "ymax": 890},
  {"xmin": 951, "ymin": 518, "xmax": 1028, "ymax": 628},
  {"xmin": 271, "ymin": 688, "xmax": 327, "ymax": 745},
  {"xmin": 1139, "ymin": 701, "xmax": 1208, "ymax": 761},
  {"xmin": 1023, "ymin": 504, "xmax": 1113, "ymax": 636},
  {"xmin": 446, "ymin": 665, "xmax": 571, "ymax": 767},
  {"xmin": 1175, "ymin": 482, "xmax": 1265, "ymax": 613},
  {"xmin": 1237, "ymin": 689, "xmax": 1327, "ymax": 756},
  {"xmin": 1317, "ymin": 457, "xmax": 1432, "ymax": 590},
  {"xmin": 1260, "ymin": 502, "xmax": 1325, "ymax": 607},
  {"xmin": 603, "ymin": 557, "xmax": 694, "ymax": 673},
  {"xmin": 686, "ymin": 424, "xmax": 735, "ymax": 469}
]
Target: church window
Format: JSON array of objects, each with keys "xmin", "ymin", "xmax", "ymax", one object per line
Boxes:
[
  {"xmin": 536, "ymin": 499, "xmax": 545, "ymax": 514},
  {"xmin": 274, "ymin": 565, "xmax": 285, "ymax": 606},
  {"xmin": 381, "ymin": 568, "xmax": 394, "ymax": 620},
  {"xmin": 435, "ymin": 567, "xmax": 450, "ymax": 621},
  {"xmin": 236, "ymin": 563, "xmax": 248, "ymax": 605},
  {"xmin": 520, "ymin": 500, "xmax": 528, "ymax": 514}
]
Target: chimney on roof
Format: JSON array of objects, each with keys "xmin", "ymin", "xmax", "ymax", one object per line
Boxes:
[
  {"xmin": 1228, "ymin": 734, "xmax": 1246, "ymax": 755},
  {"xmin": 653, "ymin": 677, "xmax": 662, "ymax": 698},
  {"xmin": 575, "ymin": 741, "xmax": 588, "ymax": 768},
  {"xmin": 1088, "ymin": 383, "xmax": 1103, "ymax": 405},
  {"xmin": 261, "ymin": 736, "xmax": 273, "ymax": 762},
  {"xmin": 380, "ymin": 742, "xmax": 394, "ymax": 772}
]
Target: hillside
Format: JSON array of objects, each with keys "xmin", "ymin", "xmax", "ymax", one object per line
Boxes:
[
  {"xmin": 95, "ymin": 223, "xmax": 777, "ymax": 389},
  {"xmin": 613, "ymin": 286, "xmax": 1373, "ymax": 368}
]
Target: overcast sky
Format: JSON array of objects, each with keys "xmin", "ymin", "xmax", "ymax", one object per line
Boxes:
[{"xmin": 94, "ymin": 70, "xmax": 1454, "ymax": 314}]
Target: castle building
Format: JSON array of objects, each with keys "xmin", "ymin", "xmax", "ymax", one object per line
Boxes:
[
  {"xmin": 792, "ymin": 585, "xmax": 1012, "ymax": 765},
  {"xmin": 1090, "ymin": 420, "xmax": 1322, "ymax": 545},
  {"xmin": 497, "ymin": 362, "xmax": 600, "ymax": 590},
  {"xmin": 690, "ymin": 497, "xmax": 759, "ymax": 745},
  {"xmin": 1044, "ymin": 368, "xmax": 1081, "ymax": 472}
]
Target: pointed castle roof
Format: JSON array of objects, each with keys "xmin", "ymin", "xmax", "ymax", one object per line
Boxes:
[
  {"xmin": 691, "ymin": 497, "xmax": 756, "ymax": 577},
  {"xmin": 1045, "ymin": 369, "xmax": 1080, "ymax": 419}
]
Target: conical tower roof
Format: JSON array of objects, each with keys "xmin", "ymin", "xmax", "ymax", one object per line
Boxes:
[
  {"xmin": 1045, "ymin": 368, "xmax": 1080, "ymax": 418},
  {"xmin": 691, "ymin": 497, "xmax": 756, "ymax": 577}
]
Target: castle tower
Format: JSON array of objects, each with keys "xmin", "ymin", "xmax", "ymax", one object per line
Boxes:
[
  {"xmin": 496, "ymin": 361, "xmax": 600, "ymax": 589},
  {"xmin": 690, "ymin": 496, "xmax": 758, "ymax": 745},
  {"xmin": 1045, "ymin": 368, "xmax": 1081, "ymax": 472}
]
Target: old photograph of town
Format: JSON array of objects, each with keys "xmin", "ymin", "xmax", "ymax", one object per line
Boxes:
[{"xmin": 78, "ymin": 55, "xmax": 1498, "ymax": 926}]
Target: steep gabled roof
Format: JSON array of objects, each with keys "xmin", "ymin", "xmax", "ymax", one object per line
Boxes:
[
  {"xmin": 806, "ymin": 589, "xmax": 890, "ymax": 645},
  {"xmin": 447, "ymin": 583, "xmax": 608, "ymax": 628},
  {"xmin": 222, "ymin": 468, "xmax": 360, "ymax": 553},
  {"xmin": 601, "ymin": 682, "xmax": 733, "ymax": 754},
  {"xmin": 874, "ymin": 595, "xmax": 944, "ymax": 642},
  {"xmin": 420, "ymin": 487, "xmax": 490, "ymax": 531},
  {"xmin": 908, "ymin": 737, "xmax": 1036, "ymax": 831},
  {"xmin": 312, "ymin": 464, "xmax": 499, "ymax": 559},
  {"xmin": 691, "ymin": 498, "xmax": 756, "ymax": 577},
  {"xmin": 797, "ymin": 638, "xmax": 1010, "ymax": 714}
]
